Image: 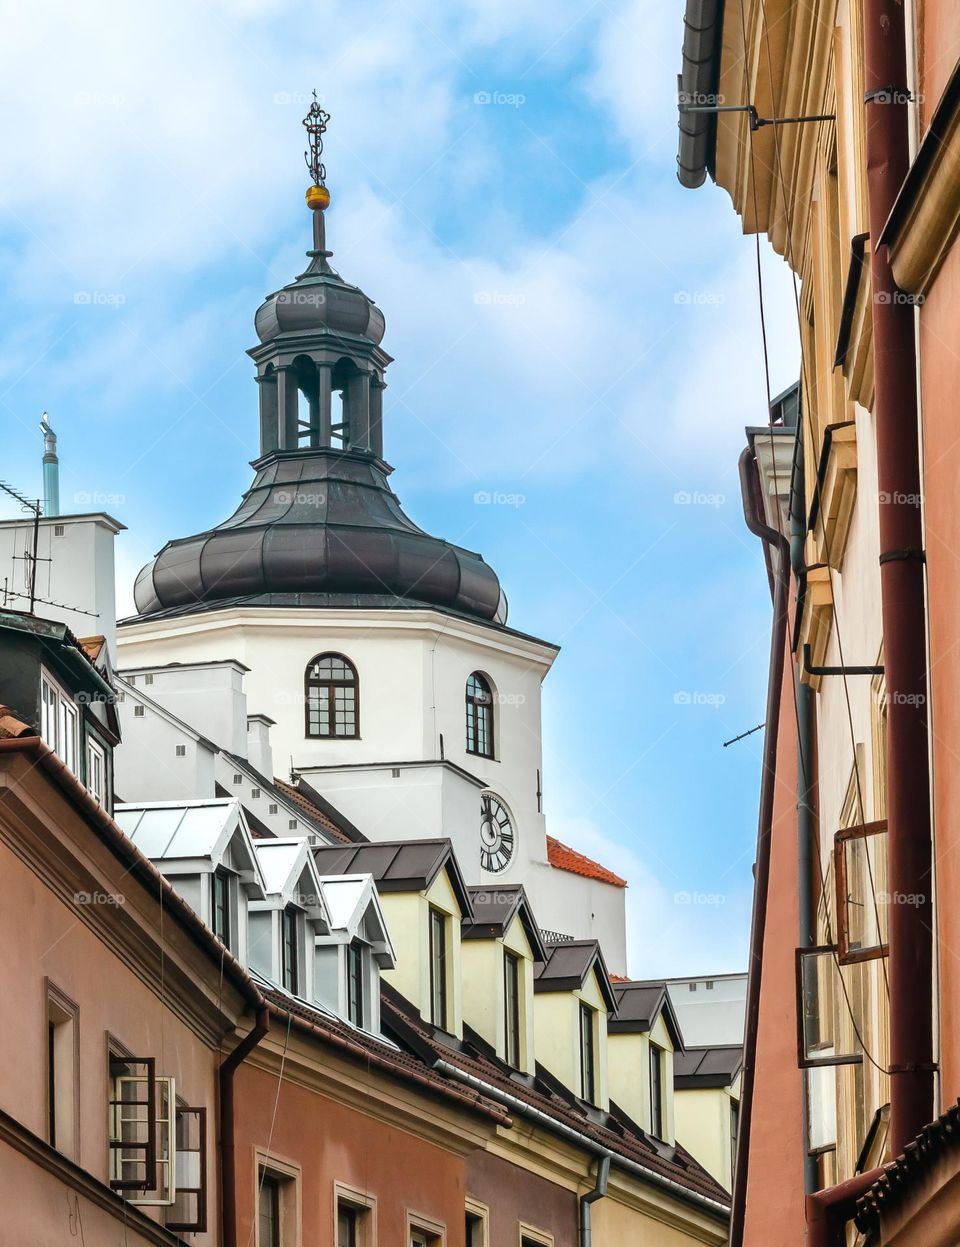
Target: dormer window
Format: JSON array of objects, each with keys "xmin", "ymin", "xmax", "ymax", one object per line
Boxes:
[
  {"xmin": 649, "ymin": 1042, "xmax": 664, "ymax": 1138},
  {"xmin": 346, "ymin": 940, "xmax": 364, "ymax": 1027},
  {"xmin": 580, "ymin": 1003, "xmax": 597, "ymax": 1103},
  {"xmin": 41, "ymin": 670, "xmax": 79, "ymax": 773},
  {"xmin": 281, "ymin": 906, "xmax": 299, "ymax": 994},
  {"xmin": 465, "ymin": 672, "xmax": 494, "ymax": 758},
  {"xmin": 504, "ymin": 950, "xmax": 522, "ymax": 1068},
  {"xmin": 305, "ymin": 653, "xmax": 359, "ymax": 739},
  {"xmin": 87, "ymin": 738, "xmax": 107, "ymax": 805},
  {"xmin": 212, "ymin": 868, "xmax": 232, "ymax": 949}
]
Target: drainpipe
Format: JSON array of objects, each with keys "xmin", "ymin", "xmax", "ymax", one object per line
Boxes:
[
  {"xmin": 805, "ymin": 1165, "xmax": 885, "ymax": 1247},
  {"xmin": 579, "ymin": 1155, "xmax": 610, "ymax": 1247},
  {"xmin": 220, "ymin": 1008, "xmax": 270, "ymax": 1247},
  {"xmin": 791, "ymin": 449, "xmax": 820, "ymax": 1198},
  {"xmin": 729, "ymin": 446, "xmax": 791, "ymax": 1247},
  {"xmin": 862, "ymin": 0, "xmax": 934, "ymax": 1156}
]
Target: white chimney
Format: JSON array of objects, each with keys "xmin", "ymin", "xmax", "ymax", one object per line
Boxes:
[
  {"xmin": 246, "ymin": 714, "xmax": 275, "ymax": 781},
  {"xmin": 119, "ymin": 659, "xmax": 249, "ymax": 754}
]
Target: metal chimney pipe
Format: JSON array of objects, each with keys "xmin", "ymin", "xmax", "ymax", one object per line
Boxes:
[{"xmin": 39, "ymin": 414, "xmax": 59, "ymax": 518}]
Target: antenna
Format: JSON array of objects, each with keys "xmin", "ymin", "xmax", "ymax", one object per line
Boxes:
[{"xmin": 0, "ymin": 480, "xmax": 43, "ymax": 613}]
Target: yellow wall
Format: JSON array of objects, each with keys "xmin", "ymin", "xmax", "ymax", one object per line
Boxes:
[
  {"xmin": 607, "ymin": 1011, "xmax": 675, "ymax": 1142},
  {"xmin": 674, "ymin": 1086, "xmax": 737, "ymax": 1192},
  {"xmin": 461, "ymin": 914, "xmax": 536, "ymax": 1072},
  {"xmin": 380, "ymin": 869, "xmax": 464, "ymax": 1037},
  {"xmin": 534, "ymin": 966, "xmax": 609, "ymax": 1109}
]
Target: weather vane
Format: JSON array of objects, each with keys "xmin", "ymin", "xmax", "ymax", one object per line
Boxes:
[{"xmin": 303, "ymin": 91, "xmax": 331, "ymax": 211}]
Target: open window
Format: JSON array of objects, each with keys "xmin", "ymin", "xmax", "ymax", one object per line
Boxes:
[
  {"xmin": 796, "ymin": 946, "xmax": 864, "ymax": 1067},
  {"xmin": 108, "ymin": 1055, "xmax": 159, "ymax": 1191},
  {"xmin": 834, "ymin": 820, "xmax": 889, "ymax": 963},
  {"xmin": 167, "ymin": 1103, "xmax": 208, "ymax": 1232}
]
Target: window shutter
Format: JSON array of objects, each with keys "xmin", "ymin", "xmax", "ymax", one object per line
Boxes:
[{"xmin": 167, "ymin": 1106, "xmax": 207, "ymax": 1232}]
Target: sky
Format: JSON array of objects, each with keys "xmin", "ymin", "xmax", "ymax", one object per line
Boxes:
[{"xmin": 0, "ymin": 0, "xmax": 800, "ymax": 976}]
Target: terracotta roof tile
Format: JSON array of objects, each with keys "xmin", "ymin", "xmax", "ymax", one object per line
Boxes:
[
  {"xmin": 0, "ymin": 706, "xmax": 32, "ymax": 739},
  {"xmin": 546, "ymin": 835, "xmax": 627, "ymax": 888},
  {"xmin": 272, "ymin": 777, "xmax": 354, "ymax": 845},
  {"xmin": 77, "ymin": 635, "xmax": 106, "ymax": 663}
]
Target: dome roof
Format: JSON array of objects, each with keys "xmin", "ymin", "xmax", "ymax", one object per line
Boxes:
[
  {"xmin": 254, "ymin": 256, "xmax": 386, "ymax": 346},
  {"xmin": 133, "ymin": 451, "xmax": 505, "ymax": 623}
]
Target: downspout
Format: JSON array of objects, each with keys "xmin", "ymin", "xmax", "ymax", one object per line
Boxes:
[
  {"xmin": 805, "ymin": 1165, "xmax": 885, "ymax": 1247},
  {"xmin": 862, "ymin": 0, "xmax": 934, "ymax": 1156},
  {"xmin": 729, "ymin": 445, "xmax": 791, "ymax": 1247},
  {"xmin": 791, "ymin": 445, "xmax": 820, "ymax": 1198},
  {"xmin": 220, "ymin": 1007, "xmax": 270, "ymax": 1247},
  {"xmin": 579, "ymin": 1155, "xmax": 610, "ymax": 1247}
]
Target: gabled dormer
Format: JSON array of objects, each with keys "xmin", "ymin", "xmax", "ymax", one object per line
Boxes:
[
  {"xmin": 0, "ymin": 610, "xmax": 119, "ymax": 811},
  {"xmin": 114, "ymin": 797, "xmax": 266, "ymax": 962},
  {"xmin": 312, "ymin": 839, "xmax": 471, "ymax": 1038},
  {"xmin": 250, "ymin": 837, "xmax": 329, "ymax": 997},
  {"xmin": 313, "ymin": 874, "xmax": 395, "ymax": 1033},
  {"xmin": 461, "ymin": 884, "xmax": 546, "ymax": 1073},
  {"xmin": 608, "ymin": 980, "xmax": 685, "ymax": 1143},
  {"xmin": 533, "ymin": 940, "xmax": 618, "ymax": 1110}
]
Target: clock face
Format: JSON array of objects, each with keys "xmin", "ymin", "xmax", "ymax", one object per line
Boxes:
[{"xmin": 480, "ymin": 792, "xmax": 515, "ymax": 873}]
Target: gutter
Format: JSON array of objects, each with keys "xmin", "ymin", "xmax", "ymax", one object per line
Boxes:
[
  {"xmin": 677, "ymin": 0, "xmax": 726, "ymax": 188},
  {"xmin": 730, "ymin": 446, "xmax": 792, "ymax": 1247},
  {"xmin": 433, "ymin": 1060, "xmax": 731, "ymax": 1221},
  {"xmin": 806, "ymin": 1166, "xmax": 885, "ymax": 1246}
]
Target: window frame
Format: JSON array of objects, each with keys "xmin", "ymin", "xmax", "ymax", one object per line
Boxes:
[
  {"xmin": 87, "ymin": 735, "xmax": 107, "ymax": 805},
  {"xmin": 256, "ymin": 1156, "xmax": 300, "ymax": 1247},
  {"xmin": 45, "ymin": 980, "xmax": 80, "ymax": 1160},
  {"xmin": 346, "ymin": 940, "xmax": 365, "ymax": 1028},
  {"xmin": 649, "ymin": 1042, "xmax": 664, "ymax": 1139},
  {"xmin": 305, "ymin": 652, "xmax": 360, "ymax": 740},
  {"xmin": 108, "ymin": 1054, "xmax": 158, "ymax": 1192},
  {"xmin": 795, "ymin": 944, "xmax": 866, "ymax": 1068},
  {"xmin": 212, "ymin": 867, "xmax": 232, "ymax": 950},
  {"xmin": 465, "ymin": 1200, "xmax": 489, "ymax": 1247},
  {"xmin": 429, "ymin": 907, "xmax": 449, "ymax": 1031},
  {"xmin": 281, "ymin": 906, "xmax": 300, "ymax": 995},
  {"xmin": 503, "ymin": 949, "xmax": 522, "ymax": 1068},
  {"xmin": 579, "ymin": 1003, "xmax": 596, "ymax": 1104},
  {"xmin": 334, "ymin": 1181, "xmax": 377, "ymax": 1247},
  {"xmin": 834, "ymin": 819, "xmax": 889, "ymax": 964},
  {"xmin": 40, "ymin": 668, "xmax": 79, "ymax": 772},
  {"xmin": 465, "ymin": 672, "xmax": 495, "ymax": 759},
  {"xmin": 166, "ymin": 1102, "xmax": 208, "ymax": 1233}
]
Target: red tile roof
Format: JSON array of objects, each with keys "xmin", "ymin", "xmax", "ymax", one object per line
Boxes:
[
  {"xmin": 77, "ymin": 635, "xmax": 106, "ymax": 664},
  {"xmin": 272, "ymin": 777, "xmax": 354, "ymax": 845},
  {"xmin": 546, "ymin": 835, "xmax": 627, "ymax": 888},
  {"xmin": 0, "ymin": 706, "xmax": 31, "ymax": 739}
]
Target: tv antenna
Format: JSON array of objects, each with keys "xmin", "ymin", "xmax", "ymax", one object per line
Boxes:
[{"xmin": 0, "ymin": 479, "xmax": 45, "ymax": 614}]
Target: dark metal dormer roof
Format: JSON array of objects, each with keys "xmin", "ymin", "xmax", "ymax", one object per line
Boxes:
[
  {"xmin": 609, "ymin": 980, "xmax": 685, "ymax": 1051},
  {"xmin": 462, "ymin": 884, "xmax": 548, "ymax": 963},
  {"xmin": 534, "ymin": 939, "xmax": 618, "ymax": 1013},
  {"xmin": 310, "ymin": 838, "xmax": 474, "ymax": 918}
]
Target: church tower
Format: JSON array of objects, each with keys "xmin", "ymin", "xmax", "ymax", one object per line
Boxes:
[{"xmin": 119, "ymin": 103, "xmax": 627, "ymax": 971}]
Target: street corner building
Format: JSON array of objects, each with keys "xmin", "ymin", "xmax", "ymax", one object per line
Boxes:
[
  {"xmin": 0, "ymin": 103, "xmax": 737, "ymax": 1247},
  {"xmin": 676, "ymin": 1, "xmax": 960, "ymax": 1245}
]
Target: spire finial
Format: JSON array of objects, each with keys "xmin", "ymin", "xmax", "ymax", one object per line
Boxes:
[{"xmin": 303, "ymin": 91, "xmax": 331, "ymax": 212}]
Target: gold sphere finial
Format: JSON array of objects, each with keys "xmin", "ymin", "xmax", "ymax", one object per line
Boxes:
[{"xmin": 306, "ymin": 184, "xmax": 331, "ymax": 211}]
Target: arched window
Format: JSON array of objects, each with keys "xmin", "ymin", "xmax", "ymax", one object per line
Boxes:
[
  {"xmin": 305, "ymin": 653, "xmax": 359, "ymax": 738},
  {"xmin": 465, "ymin": 672, "xmax": 494, "ymax": 758}
]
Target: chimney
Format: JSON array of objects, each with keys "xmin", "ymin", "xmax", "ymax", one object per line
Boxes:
[
  {"xmin": 40, "ymin": 414, "xmax": 59, "ymax": 518},
  {"xmin": 246, "ymin": 714, "xmax": 275, "ymax": 781}
]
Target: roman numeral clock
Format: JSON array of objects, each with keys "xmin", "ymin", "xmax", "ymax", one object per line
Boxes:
[{"xmin": 480, "ymin": 792, "xmax": 515, "ymax": 873}]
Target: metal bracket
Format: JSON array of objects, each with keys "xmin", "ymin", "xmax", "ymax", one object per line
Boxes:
[
  {"xmin": 803, "ymin": 644, "xmax": 884, "ymax": 678},
  {"xmin": 677, "ymin": 102, "xmax": 836, "ymax": 131}
]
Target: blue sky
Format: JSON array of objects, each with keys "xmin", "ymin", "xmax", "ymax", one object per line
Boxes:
[{"xmin": 0, "ymin": 0, "xmax": 798, "ymax": 974}]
